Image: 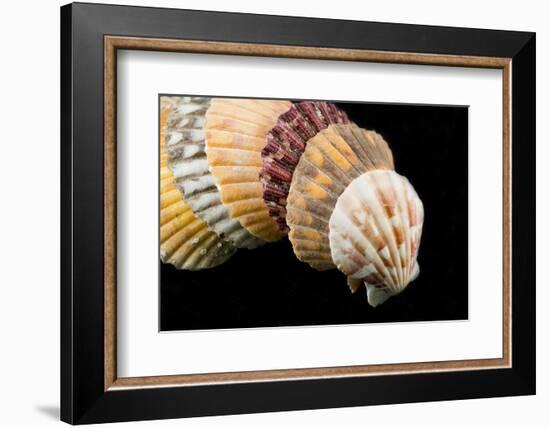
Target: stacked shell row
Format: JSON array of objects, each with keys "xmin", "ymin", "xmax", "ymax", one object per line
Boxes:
[{"xmin": 160, "ymin": 96, "xmax": 424, "ymax": 306}]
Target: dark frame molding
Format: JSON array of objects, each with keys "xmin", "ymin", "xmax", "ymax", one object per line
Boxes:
[{"xmin": 61, "ymin": 2, "xmax": 535, "ymax": 424}]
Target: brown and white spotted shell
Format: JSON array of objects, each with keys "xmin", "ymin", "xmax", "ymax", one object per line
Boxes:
[
  {"xmin": 204, "ymin": 98, "xmax": 292, "ymax": 242},
  {"xmin": 329, "ymin": 170, "xmax": 424, "ymax": 306},
  {"xmin": 286, "ymin": 123, "xmax": 394, "ymax": 270},
  {"xmin": 160, "ymin": 98, "xmax": 237, "ymax": 270},
  {"xmin": 165, "ymin": 96, "xmax": 263, "ymax": 249}
]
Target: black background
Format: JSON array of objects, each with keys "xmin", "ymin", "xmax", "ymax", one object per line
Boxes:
[{"xmin": 160, "ymin": 100, "xmax": 468, "ymax": 331}]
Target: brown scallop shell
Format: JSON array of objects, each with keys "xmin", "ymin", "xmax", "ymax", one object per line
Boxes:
[{"xmin": 286, "ymin": 123, "xmax": 394, "ymax": 270}]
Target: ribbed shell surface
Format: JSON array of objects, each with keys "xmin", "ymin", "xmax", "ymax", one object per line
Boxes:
[
  {"xmin": 260, "ymin": 101, "xmax": 349, "ymax": 232},
  {"xmin": 286, "ymin": 123, "xmax": 394, "ymax": 270},
  {"xmin": 159, "ymin": 99, "xmax": 236, "ymax": 269},
  {"xmin": 329, "ymin": 170, "xmax": 424, "ymax": 305},
  {"xmin": 204, "ymin": 98, "xmax": 292, "ymax": 242},
  {"xmin": 165, "ymin": 97, "xmax": 262, "ymax": 249}
]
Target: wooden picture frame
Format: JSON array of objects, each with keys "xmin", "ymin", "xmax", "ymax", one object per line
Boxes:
[{"xmin": 61, "ymin": 2, "xmax": 535, "ymax": 424}]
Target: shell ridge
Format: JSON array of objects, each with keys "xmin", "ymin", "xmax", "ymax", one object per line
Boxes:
[
  {"xmin": 224, "ymin": 194, "xmax": 265, "ymax": 206},
  {"xmin": 299, "ymin": 150, "xmax": 354, "ymax": 193},
  {"xmin": 204, "ymin": 129, "xmax": 265, "ymax": 144},
  {"xmin": 289, "ymin": 223, "xmax": 329, "ymax": 238},
  {"xmin": 348, "ymin": 126, "xmax": 387, "ymax": 172},
  {"xmin": 162, "ymin": 217, "xmax": 205, "ymax": 256},
  {"xmin": 314, "ymin": 131, "xmax": 357, "ymax": 175},
  {"xmin": 185, "ymin": 232, "xmax": 217, "ymax": 267},
  {"xmin": 260, "ymin": 102, "xmax": 350, "ymax": 231},
  {"xmin": 161, "ymin": 98, "xmax": 239, "ymax": 263},
  {"xmin": 329, "ymin": 170, "xmax": 424, "ymax": 304},
  {"xmin": 215, "ymin": 99, "xmax": 291, "ymax": 119},
  {"xmin": 365, "ymin": 176, "xmax": 404, "ymax": 289},
  {"xmin": 311, "ymin": 133, "xmax": 365, "ymax": 183},
  {"xmin": 393, "ymin": 174, "xmax": 413, "ymax": 284},
  {"xmin": 171, "ymin": 226, "xmax": 210, "ymax": 267},
  {"xmin": 160, "ymin": 188, "xmax": 183, "ymax": 208},
  {"xmin": 406, "ymin": 183, "xmax": 424, "ymax": 278},
  {"xmin": 371, "ymin": 131, "xmax": 395, "ymax": 169},
  {"xmin": 383, "ymin": 172, "xmax": 407, "ymax": 287},
  {"xmin": 237, "ymin": 210, "xmax": 276, "ymax": 227},
  {"xmin": 206, "ymin": 111, "xmax": 275, "ymax": 129},
  {"xmin": 369, "ymin": 172, "xmax": 402, "ymax": 287},
  {"xmin": 348, "ymin": 126, "xmax": 380, "ymax": 170},
  {"xmin": 289, "ymin": 238, "xmax": 332, "ymax": 250},
  {"xmin": 331, "ymin": 198, "xmax": 395, "ymax": 286},
  {"xmin": 287, "ymin": 204, "xmax": 330, "ymax": 226},
  {"xmin": 350, "ymin": 127, "xmax": 394, "ymax": 171},
  {"xmin": 287, "ymin": 123, "xmax": 381, "ymax": 271},
  {"xmin": 160, "ymin": 211, "xmax": 196, "ymax": 243},
  {"xmin": 160, "ymin": 201, "xmax": 187, "ymax": 226},
  {"xmin": 356, "ymin": 129, "xmax": 381, "ymax": 169},
  {"xmin": 207, "ymin": 146, "xmax": 266, "ymax": 159},
  {"xmin": 388, "ymin": 174, "xmax": 409, "ymax": 284},
  {"xmin": 298, "ymin": 257, "xmax": 334, "ymax": 263},
  {"xmin": 292, "ymin": 170, "xmax": 347, "ymax": 202},
  {"xmin": 176, "ymin": 181, "xmax": 217, "ymax": 198},
  {"xmin": 205, "ymin": 98, "xmax": 291, "ymax": 242},
  {"xmin": 406, "ymin": 182, "xmax": 423, "ymax": 278}
]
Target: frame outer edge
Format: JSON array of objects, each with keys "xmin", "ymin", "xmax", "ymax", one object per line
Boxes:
[
  {"xmin": 60, "ymin": 3, "xmax": 75, "ymax": 424},
  {"xmin": 510, "ymin": 33, "xmax": 536, "ymax": 393},
  {"xmin": 62, "ymin": 3, "xmax": 535, "ymax": 423},
  {"xmin": 70, "ymin": 3, "xmax": 112, "ymax": 423},
  {"xmin": 73, "ymin": 2, "xmax": 532, "ymax": 57}
]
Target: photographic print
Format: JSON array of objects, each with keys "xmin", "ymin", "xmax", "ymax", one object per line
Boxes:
[{"xmin": 159, "ymin": 95, "xmax": 468, "ymax": 331}]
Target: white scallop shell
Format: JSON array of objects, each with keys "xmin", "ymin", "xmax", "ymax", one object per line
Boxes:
[
  {"xmin": 165, "ymin": 96, "xmax": 263, "ymax": 249},
  {"xmin": 329, "ymin": 170, "xmax": 424, "ymax": 306}
]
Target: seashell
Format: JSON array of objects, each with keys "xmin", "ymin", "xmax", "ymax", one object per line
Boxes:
[
  {"xmin": 204, "ymin": 98, "xmax": 292, "ymax": 242},
  {"xmin": 260, "ymin": 101, "xmax": 349, "ymax": 232},
  {"xmin": 160, "ymin": 98, "xmax": 236, "ymax": 270},
  {"xmin": 346, "ymin": 276, "xmax": 364, "ymax": 293},
  {"xmin": 329, "ymin": 170, "xmax": 424, "ymax": 307},
  {"xmin": 286, "ymin": 123, "xmax": 394, "ymax": 270},
  {"xmin": 165, "ymin": 97, "xmax": 263, "ymax": 249}
]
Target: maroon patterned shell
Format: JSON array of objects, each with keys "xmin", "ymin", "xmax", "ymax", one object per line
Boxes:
[{"xmin": 260, "ymin": 101, "xmax": 350, "ymax": 231}]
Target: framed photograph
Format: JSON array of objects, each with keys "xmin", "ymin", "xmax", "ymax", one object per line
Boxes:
[{"xmin": 61, "ymin": 2, "xmax": 535, "ymax": 424}]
